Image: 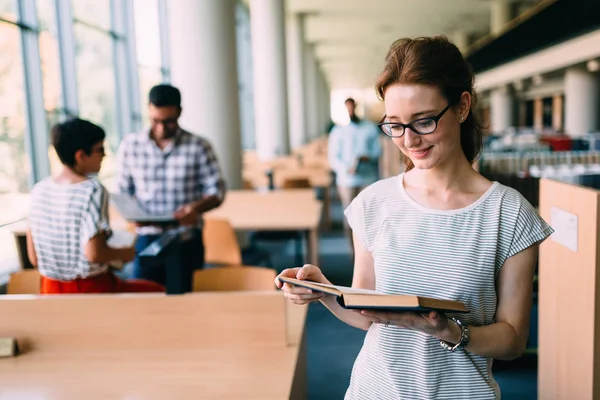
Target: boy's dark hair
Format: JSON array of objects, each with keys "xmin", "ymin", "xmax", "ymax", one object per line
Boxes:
[
  {"xmin": 344, "ymin": 97, "xmax": 356, "ymax": 105},
  {"xmin": 149, "ymin": 84, "xmax": 181, "ymax": 108},
  {"xmin": 51, "ymin": 118, "xmax": 105, "ymax": 168}
]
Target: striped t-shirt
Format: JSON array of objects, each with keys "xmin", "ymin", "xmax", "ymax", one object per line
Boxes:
[
  {"xmin": 29, "ymin": 177, "xmax": 112, "ymax": 281},
  {"xmin": 343, "ymin": 173, "xmax": 553, "ymax": 400}
]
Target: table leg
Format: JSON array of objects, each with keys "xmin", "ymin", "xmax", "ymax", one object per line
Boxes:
[
  {"xmin": 323, "ymin": 187, "xmax": 331, "ymax": 231},
  {"xmin": 305, "ymin": 228, "xmax": 319, "ymax": 266}
]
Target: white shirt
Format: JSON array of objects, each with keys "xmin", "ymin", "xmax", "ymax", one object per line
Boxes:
[
  {"xmin": 328, "ymin": 120, "xmax": 382, "ymax": 188},
  {"xmin": 343, "ymin": 174, "xmax": 554, "ymax": 399}
]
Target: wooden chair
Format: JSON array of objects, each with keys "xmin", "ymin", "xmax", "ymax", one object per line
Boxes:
[
  {"xmin": 203, "ymin": 218, "xmax": 272, "ymax": 267},
  {"xmin": 193, "ymin": 266, "xmax": 277, "ymax": 292},
  {"xmin": 281, "ymin": 177, "xmax": 311, "ymax": 189},
  {"xmin": 203, "ymin": 218, "xmax": 243, "ymax": 265},
  {"xmin": 243, "ymin": 178, "xmax": 254, "ymax": 190},
  {"xmin": 7, "ymin": 269, "xmax": 41, "ymax": 295}
]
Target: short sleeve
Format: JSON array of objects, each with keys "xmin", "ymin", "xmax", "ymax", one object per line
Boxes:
[
  {"xmin": 80, "ymin": 182, "xmax": 111, "ymax": 244},
  {"xmin": 343, "ymin": 189, "xmax": 382, "ymax": 252},
  {"xmin": 506, "ymin": 199, "xmax": 554, "ymax": 260}
]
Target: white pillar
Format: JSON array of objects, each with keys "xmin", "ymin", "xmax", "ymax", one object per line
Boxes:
[
  {"xmin": 490, "ymin": 0, "xmax": 512, "ymax": 35},
  {"xmin": 169, "ymin": 0, "xmax": 242, "ymax": 190},
  {"xmin": 318, "ymin": 69, "xmax": 330, "ymax": 134},
  {"xmin": 250, "ymin": 0, "xmax": 290, "ymax": 159},
  {"xmin": 304, "ymin": 43, "xmax": 319, "ymax": 141},
  {"xmin": 490, "ymin": 85, "xmax": 514, "ymax": 134},
  {"xmin": 235, "ymin": 4, "xmax": 255, "ymax": 150},
  {"xmin": 565, "ymin": 67, "xmax": 599, "ymax": 137},
  {"xmin": 286, "ymin": 13, "xmax": 307, "ymax": 150}
]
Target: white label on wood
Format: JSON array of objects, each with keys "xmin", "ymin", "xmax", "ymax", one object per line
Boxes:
[{"xmin": 550, "ymin": 206, "xmax": 578, "ymax": 252}]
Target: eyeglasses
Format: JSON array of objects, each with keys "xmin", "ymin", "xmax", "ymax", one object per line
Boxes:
[
  {"xmin": 378, "ymin": 104, "xmax": 451, "ymax": 138},
  {"xmin": 151, "ymin": 118, "xmax": 178, "ymax": 127},
  {"xmin": 91, "ymin": 146, "xmax": 105, "ymax": 156}
]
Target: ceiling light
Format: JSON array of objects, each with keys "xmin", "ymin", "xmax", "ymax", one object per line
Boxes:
[{"xmin": 587, "ymin": 60, "xmax": 600, "ymax": 72}]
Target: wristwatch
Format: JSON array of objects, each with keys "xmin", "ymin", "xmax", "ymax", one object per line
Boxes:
[{"xmin": 439, "ymin": 317, "xmax": 470, "ymax": 352}]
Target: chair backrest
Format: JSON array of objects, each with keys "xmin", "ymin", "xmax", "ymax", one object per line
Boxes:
[
  {"xmin": 282, "ymin": 177, "xmax": 311, "ymax": 189},
  {"xmin": 7, "ymin": 269, "xmax": 41, "ymax": 295},
  {"xmin": 193, "ymin": 266, "xmax": 277, "ymax": 292},
  {"xmin": 243, "ymin": 178, "xmax": 254, "ymax": 190},
  {"xmin": 202, "ymin": 218, "xmax": 243, "ymax": 265}
]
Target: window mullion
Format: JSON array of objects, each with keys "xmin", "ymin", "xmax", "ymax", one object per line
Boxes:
[
  {"xmin": 18, "ymin": 0, "xmax": 50, "ymax": 185},
  {"xmin": 55, "ymin": 0, "xmax": 79, "ymax": 117}
]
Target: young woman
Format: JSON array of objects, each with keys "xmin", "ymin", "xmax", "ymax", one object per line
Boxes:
[{"xmin": 275, "ymin": 36, "xmax": 553, "ymax": 399}]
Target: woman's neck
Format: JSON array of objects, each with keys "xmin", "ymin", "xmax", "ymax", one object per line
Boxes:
[{"xmin": 408, "ymin": 154, "xmax": 479, "ymax": 193}]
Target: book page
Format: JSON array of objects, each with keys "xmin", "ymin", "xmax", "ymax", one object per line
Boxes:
[
  {"xmin": 310, "ymin": 282, "xmax": 382, "ymax": 295},
  {"xmin": 110, "ymin": 193, "xmax": 174, "ymax": 222}
]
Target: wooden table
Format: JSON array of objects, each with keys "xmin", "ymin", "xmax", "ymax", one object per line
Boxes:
[
  {"xmin": 0, "ymin": 291, "xmax": 307, "ymax": 400},
  {"xmin": 242, "ymin": 169, "xmax": 332, "ymax": 231},
  {"xmin": 206, "ymin": 190, "xmax": 322, "ymax": 265}
]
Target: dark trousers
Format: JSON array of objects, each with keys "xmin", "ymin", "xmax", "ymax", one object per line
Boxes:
[{"xmin": 133, "ymin": 228, "xmax": 205, "ymax": 291}]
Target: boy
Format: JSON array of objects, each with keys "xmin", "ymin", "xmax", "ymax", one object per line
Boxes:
[{"xmin": 26, "ymin": 118, "xmax": 164, "ymax": 294}]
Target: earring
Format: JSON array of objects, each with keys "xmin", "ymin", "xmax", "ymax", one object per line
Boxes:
[{"xmin": 460, "ymin": 116, "xmax": 464, "ymax": 122}]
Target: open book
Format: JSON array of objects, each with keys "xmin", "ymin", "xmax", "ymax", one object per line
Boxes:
[
  {"xmin": 110, "ymin": 193, "xmax": 176, "ymax": 223},
  {"xmin": 278, "ymin": 277, "xmax": 469, "ymax": 313}
]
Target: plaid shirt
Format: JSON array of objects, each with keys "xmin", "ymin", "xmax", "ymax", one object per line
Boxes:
[{"xmin": 116, "ymin": 129, "xmax": 226, "ymax": 233}]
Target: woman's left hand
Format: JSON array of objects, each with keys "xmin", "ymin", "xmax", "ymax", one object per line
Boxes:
[{"xmin": 359, "ymin": 310, "xmax": 457, "ymax": 340}]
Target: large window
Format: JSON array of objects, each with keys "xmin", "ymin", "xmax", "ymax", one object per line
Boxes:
[
  {"xmin": 0, "ymin": 20, "xmax": 30, "ymax": 226},
  {"xmin": 0, "ymin": 0, "xmax": 171, "ymax": 280},
  {"xmin": 72, "ymin": 1, "xmax": 118, "ymax": 185},
  {"xmin": 37, "ymin": 0, "xmax": 63, "ymax": 125},
  {"xmin": 133, "ymin": 0, "xmax": 164, "ymax": 127},
  {"xmin": 0, "ymin": 4, "xmax": 31, "ymax": 277},
  {"xmin": 37, "ymin": 0, "xmax": 64, "ymax": 174}
]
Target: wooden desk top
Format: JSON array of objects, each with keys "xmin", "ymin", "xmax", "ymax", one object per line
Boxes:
[
  {"xmin": 206, "ymin": 189, "xmax": 322, "ymax": 231},
  {"xmin": 0, "ymin": 291, "xmax": 307, "ymax": 400},
  {"xmin": 243, "ymin": 168, "xmax": 332, "ymax": 189}
]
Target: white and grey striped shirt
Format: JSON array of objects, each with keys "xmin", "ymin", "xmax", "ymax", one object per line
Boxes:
[
  {"xmin": 344, "ymin": 173, "xmax": 553, "ymax": 400},
  {"xmin": 29, "ymin": 178, "xmax": 111, "ymax": 281}
]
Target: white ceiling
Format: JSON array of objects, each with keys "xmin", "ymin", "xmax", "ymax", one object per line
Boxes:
[{"xmin": 282, "ymin": 0, "xmax": 538, "ymax": 89}]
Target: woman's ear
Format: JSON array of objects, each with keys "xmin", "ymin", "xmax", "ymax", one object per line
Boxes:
[{"xmin": 457, "ymin": 91, "xmax": 472, "ymax": 122}]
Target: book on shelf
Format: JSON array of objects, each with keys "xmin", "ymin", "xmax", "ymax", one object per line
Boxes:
[{"xmin": 278, "ymin": 277, "xmax": 468, "ymax": 313}]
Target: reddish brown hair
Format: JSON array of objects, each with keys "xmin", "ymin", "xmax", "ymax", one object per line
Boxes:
[{"xmin": 375, "ymin": 36, "xmax": 483, "ymax": 171}]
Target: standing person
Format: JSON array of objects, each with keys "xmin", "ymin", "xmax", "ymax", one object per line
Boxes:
[
  {"xmin": 27, "ymin": 118, "xmax": 164, "ymax": 294},
  {"xmin": 276, "ymin": 36, "xmax": 553, "ymax": 399},
  {"xmin": 116, "ymin": 84, "xmax": 226, "ymax": 290},
  {"xmin": 328, "ymin": 98, "xmax": 382, "ymax": 244}
]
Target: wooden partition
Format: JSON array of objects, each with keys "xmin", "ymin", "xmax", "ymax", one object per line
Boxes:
[
  {"xmin": 538, "ymin": 178, "xmax": 600, "ymax": 399},
  {"xmin": 0, "ymin": 291, "xmax": 307, "ymax": 399}
]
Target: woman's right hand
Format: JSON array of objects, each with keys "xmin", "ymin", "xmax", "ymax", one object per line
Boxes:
[{"xmin": 274, "ymin": 264, "xmax": 328, "ymax": 305}]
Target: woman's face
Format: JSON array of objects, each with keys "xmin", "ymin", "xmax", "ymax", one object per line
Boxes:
[{"xmin": 383, "ymin": 83, "xmax": 470, "ymax": 171}]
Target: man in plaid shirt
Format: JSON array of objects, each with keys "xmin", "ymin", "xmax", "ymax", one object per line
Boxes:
[{"xmin": 116, "ymin": 84, "xmax": 226, "ymax": 288}]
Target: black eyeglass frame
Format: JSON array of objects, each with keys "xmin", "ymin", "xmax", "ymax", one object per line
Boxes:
[{"xmin": 377, "ymin": 104, "xmax": 452, "ymax": 138}]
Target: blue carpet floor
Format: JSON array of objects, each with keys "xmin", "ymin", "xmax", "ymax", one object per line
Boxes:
[{"xmin": 263, "ymin": 199, "xmax": 538, "ymax": 400}]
